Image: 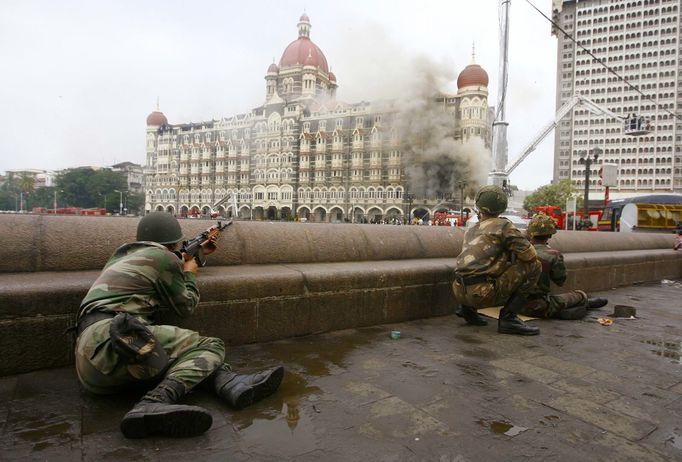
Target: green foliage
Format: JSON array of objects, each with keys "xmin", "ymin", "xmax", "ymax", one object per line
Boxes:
[
  {"xmin": 55, "ymin": 168, "xmax": 128, "ymax": 211},
  {"xmin": 523, "ymin": 180, "xmax": 581, "ymax": 212},
  {"xmin": 125, "ymin": 192, "xmax": 145, "ymax": 215}
]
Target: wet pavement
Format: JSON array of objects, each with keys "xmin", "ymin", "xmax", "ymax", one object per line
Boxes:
[{"xmin": 1, "ymin": 280, "xmax": 681, "ymax": 461}]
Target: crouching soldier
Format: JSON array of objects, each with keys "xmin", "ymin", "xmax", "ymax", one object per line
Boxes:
[
  {"xmin": 520, "ymin": 213, "xmax": 607, "ymax": 319},
  {"xmin": 74, "ymin": 212, "xmax": 284, "ymax": 438},
  {"xmin": 453, "ymin": 185, "xmax": 542, "ymax": 335}
]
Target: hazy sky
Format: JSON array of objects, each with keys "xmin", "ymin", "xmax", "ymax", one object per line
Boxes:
[{"xmin": 0, "ymin": 0, "xmax": 557, "ymax": 190}]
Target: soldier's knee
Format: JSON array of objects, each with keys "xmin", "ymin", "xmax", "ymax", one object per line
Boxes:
[{"xmin": 199, "ymin": 336, "xmax": 226, "ymax": 358}]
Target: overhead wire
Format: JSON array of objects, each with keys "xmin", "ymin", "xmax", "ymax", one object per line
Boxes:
[{"xmin": 524, "ymin": 0, "xmax": 682, "ymax": 122}]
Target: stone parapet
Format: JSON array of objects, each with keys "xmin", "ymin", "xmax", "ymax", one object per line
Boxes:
[{"xmin": 0, "ymin": 215, "xmax": 680, "ymax": 376}]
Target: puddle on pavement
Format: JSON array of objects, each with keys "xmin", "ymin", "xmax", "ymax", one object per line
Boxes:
[
  {"xmin": 453, "ymin": 333, "xmax": 485, "ymax": 345},
  {"xmin": 642, "ymin": 338, "xmax": 682, "ymax": 364},
  {"xmin": 256, "ymin": 326, "xmax": 386, "ymax": 377},
  {"xmin": 478, "ymin": 418, "xmax": 528, "ymax": 437},
  {"xmin": 13, "ymin": 416, "xmax": 76, "ymax": 452},
  {"xmin": 230, "ymin": 370, "xmax": 323, "ymax": 457}
]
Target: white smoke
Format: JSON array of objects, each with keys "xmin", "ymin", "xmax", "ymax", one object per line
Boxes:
[{"xmin": 392, "ymin": 57, "xmax": 491, "ymax": 198}]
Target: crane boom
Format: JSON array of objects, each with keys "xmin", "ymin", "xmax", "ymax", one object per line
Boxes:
[{"xmin": 505, "ymin": 94, "xmax": 628, "ymax": 177}]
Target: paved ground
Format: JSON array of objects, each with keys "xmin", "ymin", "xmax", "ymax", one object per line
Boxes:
[{"xmin": 1, "ymin": 280, "xmax": 681, "ymax": 462}]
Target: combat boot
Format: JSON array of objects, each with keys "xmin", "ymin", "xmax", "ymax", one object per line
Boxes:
[
  {"xmin": 210, "ymin": 365, "xmax": 284, "ymax": 410},
  {"xmin": 455, "ymin": 304, "xmax": 488, "ymax": 326},
  {"xmin": 120, "ymin": 378, "xmax": 212, "ymax": 439},
  {"xmin": 498, "ymin": 294, "xmax": 540, "ymax": 336},
  {"xmin": 557, "ymin": 305, "xmax": 587, "ymax": 320},
  {"xmin": 586, "ymin": 297, "xmax": 608, "ymax": 310}
]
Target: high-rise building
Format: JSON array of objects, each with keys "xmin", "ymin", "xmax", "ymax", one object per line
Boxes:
[
  {"xmin": 552, "ymin": 0, "xmax": 681, "ymax": 198},
  {"xmin": 145, "ymin": 14, "xmax": 492, "ymax": 221}
]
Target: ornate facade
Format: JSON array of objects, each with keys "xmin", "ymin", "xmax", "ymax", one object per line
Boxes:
[{"xmin": 145, "ymin": 14, "xmax": 492, "ymax": 221}]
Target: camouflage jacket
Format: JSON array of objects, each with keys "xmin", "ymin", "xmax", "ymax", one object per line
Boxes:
[
  {"xmin": 78, "ymin": 242, "xmax": 200, "ymax": 322},
  {"xmin": 528, "ymin": 242, "xmax": 566, "ymax": 298},
  {"xmin": 455, "ymin": 217, "xmax": 537, "ymax": 278}
]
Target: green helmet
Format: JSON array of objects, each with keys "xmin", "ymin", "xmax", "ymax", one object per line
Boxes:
[
  {"xmin": 528, "ymin": 212, "xmax": 557, "ymax": 238},
  {"xmin": 137, "ymin": 212, "xmax": 183, "ymax": 244},
  {"xmin": 474, "ymin": 185, "xmax": 508, "ymax": 215}
]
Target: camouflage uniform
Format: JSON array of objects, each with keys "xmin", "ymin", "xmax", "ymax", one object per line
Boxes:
[
  {"xmin": 519, "ymin": 243, "xmax": 587, "ymax": 318},
  {"xmin": 453, "ymin": 217, "xmax": 541, "ymax": 308},
  {"xmin": 75, "ymin": 241, "xmax": 226, "ymax": 395}
]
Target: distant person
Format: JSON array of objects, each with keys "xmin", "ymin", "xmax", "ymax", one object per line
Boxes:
[
  {"xmin": 520, "ymin": 213, "xmax": 608, "ymax": 319},
  {"xmin": 674, "ymin": 223, "xmax": 682, "ymax": 250},
  {"xmin": 74, "ymin": 212, "xmax": 283, "ymax": 439},
  {"xmin": 453, "ymin": 185, "xmax": 542, "ymax": 335}
]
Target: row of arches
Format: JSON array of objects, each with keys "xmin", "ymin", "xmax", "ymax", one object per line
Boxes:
[{"xmin": 148, "ymin": 203, "xmax": 458, "ymax": 223}]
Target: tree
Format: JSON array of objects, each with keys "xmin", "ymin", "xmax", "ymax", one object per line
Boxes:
[
  {"xmin": 55, "ymin": 168, "xmax": 127, "ymax": 209},
  {"xmin": 18, "ymin": 173, "xmax": 36, "ymax": 195},
  {"xmin": 125, "ymin": 191, "xmax": 145, "ymax": 215},
  {"xmin": 523, "ymin": 179, "xmax": 582, "ymax": 212}
]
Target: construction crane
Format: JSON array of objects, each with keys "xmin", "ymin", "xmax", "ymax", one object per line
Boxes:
[{"xmin": 504, "ymin": 93, "xmax": 651, "ymax": 179}]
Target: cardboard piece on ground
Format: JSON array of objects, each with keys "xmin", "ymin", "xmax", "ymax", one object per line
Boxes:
[{"xmin": 478, "ymin": 306, "xmax": 537, "ymax": 321}]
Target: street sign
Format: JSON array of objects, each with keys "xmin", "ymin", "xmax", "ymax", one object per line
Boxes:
[{"xmin": 600, "ymin": 163, "xmax": 618, "ymax": 187}]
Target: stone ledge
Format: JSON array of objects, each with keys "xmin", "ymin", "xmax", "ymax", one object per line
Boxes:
[{"xmin": 0, "ymin": 260, "xmax": 458, "ymax": 376}]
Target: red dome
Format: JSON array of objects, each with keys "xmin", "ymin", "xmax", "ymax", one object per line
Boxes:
[
  {"xmin": 280, "ymin": 38, "xmax": 329, "ymax": 73},
  {"xmin": 457, "ymin": 63, "xmax": 489, "ymax": 88},
  {"xmin": 299, "ymin": 13, "xmax": 310, "ymax": 22},
  {"xmin": 146, "ymin": 111, "xmax": 168, "ymax": 126},
  {"xmin": 328, "ymin": 71, "xmax": 336, "ymax": 82},
  {"xmin": 267, "ymin": 62, "xmax": 279, "ymax": 74}
]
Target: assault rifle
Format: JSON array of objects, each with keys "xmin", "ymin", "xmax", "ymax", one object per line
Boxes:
[{"xmin": 179, "ymin": 220, "xmax": 232, "ymax": 267}]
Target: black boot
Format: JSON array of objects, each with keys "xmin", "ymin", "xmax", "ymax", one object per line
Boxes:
[
  {"xmin": 455, "ymin": 304, "xmax": 488, "ymax": 326},
  {"xmin": 586, "ymin": 297, "xmax": 608, "ymax": 310},
  {"xmin": 120, "ymin": 378, "xmax": 213, "ymax": 439},
  {"xmin": 557, "ymin": 305, "xmax": 587, "ymax": 320},
  {"xmin": 210, "ymin": 366, "xmax": 284, "ymax": 410},
  {"xmin": 498, "ymin": 294, "xmax": 540, "ymax": 336}
]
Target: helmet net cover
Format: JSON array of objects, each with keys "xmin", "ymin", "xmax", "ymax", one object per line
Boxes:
[{"xmin": 528, "ymin": 212, "xmax": 557, "ymax": 238}]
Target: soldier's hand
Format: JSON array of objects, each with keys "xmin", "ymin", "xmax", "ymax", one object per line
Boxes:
[
  {"xmin": 200, "ymin": 235, "xmax": 218, "ymax": 256},
  {"xmin": 182, "ymin": 255, "xmax": 199, "ymax": 273}
]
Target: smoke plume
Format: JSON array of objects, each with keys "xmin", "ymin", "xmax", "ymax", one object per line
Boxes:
[{"xmin": 392, "ymin": 56, "xmax": 491, "ymax": 199}]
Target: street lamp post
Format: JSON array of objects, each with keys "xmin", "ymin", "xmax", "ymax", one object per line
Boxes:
[
  {"xmin": 114, "ymin": 190, "xmax": 126, "ymax": 215},
  {"xmin": 404, "ymin": 193, "xmax": 415, "ymax": 224},
  {"xmin": 579, "ymin": 147, "xmax": 601, "ymax": 228}
]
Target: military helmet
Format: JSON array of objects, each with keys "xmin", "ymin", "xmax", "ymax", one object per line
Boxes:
[
  {"xmin": 528, "ymin": 212, "xmax": 557, "ymax": 238},
  {"xmin": 136, "ymin": 212, "xmax": 183, "ymax": 244},
  {"xmin": 474, "ymin": 185, "xmax": 508, "ymax": 215}
]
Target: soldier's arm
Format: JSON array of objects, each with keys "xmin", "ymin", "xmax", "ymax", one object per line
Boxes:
[
  {"xmin": 503, "ymin": 223, "xmax": 538, "ymax": 262},
  {"xmin": 549, "ymin": 252, "xmax": 567, "ymax": 286},
  {"xmin": 153, "ymin": 252, "xmax": 201, "ymax": 318}
]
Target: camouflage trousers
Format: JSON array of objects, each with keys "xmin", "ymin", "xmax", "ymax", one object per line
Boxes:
[
  {"xmin": 75, "ymin": 319, "xmax": 226, "ymax": 395},
  {"xmin": 452, "ymin": 259, "xmax": 541, "ymax": 309},
  {"xmin": 520, "ymin": 290, "xmax": 588, "ymax": 319}
]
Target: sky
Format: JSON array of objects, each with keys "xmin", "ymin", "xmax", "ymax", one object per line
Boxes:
[{"xmin": 0, "ymin": 0, "xmax": 558, "ymax": 190}]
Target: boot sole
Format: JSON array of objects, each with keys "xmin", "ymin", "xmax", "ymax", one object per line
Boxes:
[
  {"xmin": 233, "ymin": 366, "xmax": 285, "ymax": 410},
  {"xmin": 121, "ymin": 406, "xmax": 213, "ymax": 438}
]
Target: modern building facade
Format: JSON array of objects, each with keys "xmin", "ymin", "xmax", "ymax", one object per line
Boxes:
[
  {"xmin": 552, "ymin": 0, "xmax": 681, "ymax": 198},
  {"xmin": 144, "ymin": 14, "xmax": 492, "ymax": 221}
]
